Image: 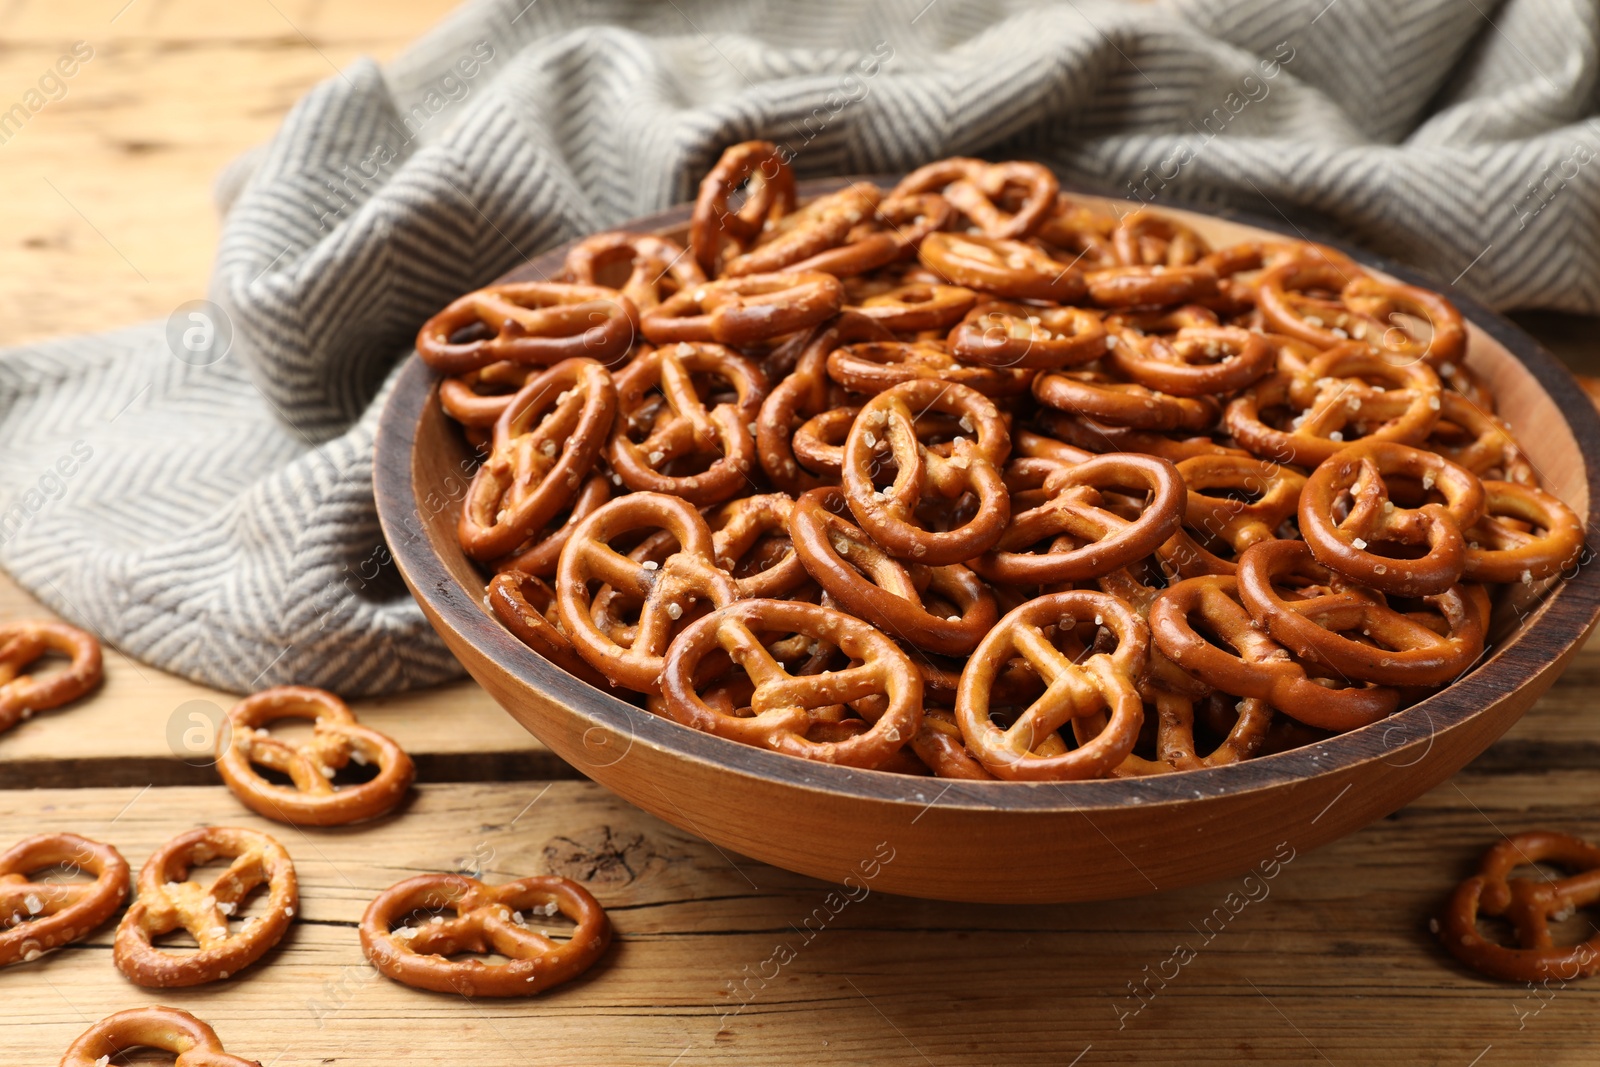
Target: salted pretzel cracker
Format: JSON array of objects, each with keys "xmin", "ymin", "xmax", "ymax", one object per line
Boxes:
[
  {"xmin": 708, "ymin": 493, "xmax": 810, "ymax": 599},
  {"xmin": 0, "ymin": 619, "xmax": 103, "ymax": 734},
  {"xmin": 1151, "ymin": 576, "xmax": 1397, "ymax": 731},
  {"xmin": 459, "ymin": 358, "xmax": 617, "ymax": 561},
  {"xmin": 487, "ymin": 570, "xmax": 620, "ymax": 690},
  {"xmin": 493, "ymin": 473, "xmax": 612, "ymax": 577},
  {"xmin": 755, "ymin": 314, "xmax": 891, "ymax": 495},
  {"xmin": 891, "ymin": 158, "xmax": 1058, "ymax": 239},
  {"xmin": 1156, "ymin": 454, "xmax": 1306, "ymax": 578},
  {"xmin": 956, "ymin": 591, "xmax": 1148, "ymax": 780},
  {"xmin": 0, "ymin": 833, "xmax": 128, "ymax": 966},
  {"xmin": 114, "ymin": 826, "xmax": 297, "ymax": 988},
  {"xmin": 791, "ymin": 193, "xmax": 953, "ymax": 277},
  {"xmin": 362, "ymin": 872, "xmax": 610, "ymax": 997},
  {"xmin": 948, "ymin": 302, "xmax": 1108, "ymax": 370},
  {"xmin": 563, "ymin": 231, "xmax": 706, "ymax": 311},
  {"xmin": 438, "ymin": 360, "xmax": 538, "ymax": 427},
  {"xmin": 1299, "ymin": 440, "xmax": 1485, "ymax": 596},
  {"xmin": 1439, "ymin": 830, "xmax": 1600, "ymax": 983},
  {"xmin": 557, "ymin": 492, "xmax": 740, "ymax": 692},
  {"xmin": 1225, "ymin": 344, "xmax": 1443, "ymax": 466},
  {"xmin": 60, "ymin": 1007, "xmax": 262, "ymax": 1067},
  {"xmin": 607, "ymin": 341, "xmax": 766, "ymax": 506},
  {"xmin": 841, "ymin": 379, "xmax": 1011, "ymax": 566},
  {"xmin": 1107, "ymin": 324, "xmax": 1272, "ymax": 397},
  {"xmin": 849, "ymin": 281, "xmax": 977, "ymax": 333},
  {"xmin": 974, "ymin": 453, "xmax": 1184, "ymax": 585},
  {"xmin": 1463, "ymin": 480, "xmax": 1583, "ymax": 584},
  {"xmin": 790, "ymin": 487, "xmax": 998, "ymax": 656},
  {"xmin": 690, "ymin": 140, "xmax": 796, "ymax": 276},
  {"xmin": 217, "ymin": 686, "xmax": 415, "ymax": 827},
  {"xmin": 1033, "ymin": 367, "xmax": 1221, "ymax": 433},
  {"xmin": 723, "ymin": 182, "xmax": 881, "ymax": 277},
  {"xmin": 1237, "ymin": 539, "xmax": 1489, "ymax": 687},
  {"xmin": 918, "ymin": 232, "xmax": 1085, "ymax": 302},
  {"xmin": 641, "ymin": 271, "xmax": 843, "ymax": 346},
  {"xmin": 827, "ymin": 338, "xmax": 1034, "ymax": 396},
  {"xmin": 662, "ymin": 598, "xmax": 923, "ymax": 768},
  {"xmin": 416, "ymin": 282, "xmax": 638, "ymax": 373}
]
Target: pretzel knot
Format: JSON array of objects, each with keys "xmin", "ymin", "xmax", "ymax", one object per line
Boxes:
[
  {"xmin": 557, "ymin": 492, "xmax": 741, "ymax": 692},
  {"xmin": 641, "ymin": 272, "xmax": 843, "ymax": 347},
  {"xmin": 0, "ymin": 619, "xmax": 102, "ymax": 734},
  {"xmin": 1427, "ymin": 392, "xmax": 1535, "ymax": 485},
  {"xmin": 1107, "ymin": 325, "xmax": 1272, "ymax": 397},
  {"xmin": 1157, "ymin": 454, "xmax": 1306, "ymax": 578},
  {"xmin": 607, "ymin": 341, "xmax": 767, "ymax": 506},
  {"xmin": 360, "ymin": 872, "xmax": 610, "ymax": 997},
  {"xmin": 114, "ymin": 826, "xmax": 297, "ymax": 988},
  {"xmin": 956, "ymin": 591, "xmax": 1149, "ymax": 780},
  {"xmin": 416, "ymin": 282, "xmax": 639, "ymax": 374},
  {"xmin": 689, "ymin": 140, "xmax": 797, "ymax": 276},
  {"xmin": 973, "ymin": 453, "xmax": 1184, "ymax": 585},
  {"xmin": 562, "ymin": 231, "xmax": 706, "ymax": 312},
  {"xmin": 459, "ymin": 358, "xmax": 618, "ymax": 561},
  {"xmin": 841, "ymin": 379, "xmax": 1012, "ymax": 566},
  {"xmin": 1340, "ymin": 275, "xmax": 1467, "ymax": 369},
  {"xmin": 918, "ymin": 232, "xmax": 1085, "ymax": 303},
  {"xmin": 948, "ymin": 302, "xmax": 1107, "ymax": 370},
  {"xmin": 892, "ymin": 158, "xmax": 1058, "ymax": 239},
  {"xmin": 1439, "ymin": 830, "xmax": 1600, "ymax": 983},
  {"xmin": 1225, "ymin": 344, "xmax": 1442, "ymax": 467},
  {"xmin": 662, "ymin": 599, "xmax": 923, "ymax": 768},
  {"xmin": 0, "ymin": 833, "xmax": 128, "ymax": 967},
  {"xmin": 827, "ymin": 339, "xmax": 1035, "ymax": 396},
  {"xmin": 1299, "ymin": 440, "xmax": 1485, "ymax": 596},
  {"xmin": 216, "ymin": 686, "xmax": 415, "ymax": 827},
  {"xmin": 707, "ymin": 493, "xmax": 810, "ymax": 599},
  {"xmin": 1084, "ymin": 264, "xmax": 1219, "ymax": 309},
  {"xmin": 1151, "ymin": 576, "xmax": 1397, "ymax": 732},
  {"xmin": 722, "ymin": 182, "xmax": 882, "ymax": 277},
  {"xmin": 1033, "ymin": 367, "xmax": 1221, "ymax": 433},
  {"xmin": 849, "ymin": 282, "xmax": 977, "ymax": 333},
  {"xmin": 60, "ymin": 1007, "xmax": 261, "ymax": 1067},
  {"xmin": 1119, "ymin": 691, "xmax": 1277, "ymax": 775},
  {"xmin": 1463, "ymin": 480, "xmax": 1584, "ymax": 584},
  {"xmin": 1236, "ymin": 538, "xmax": 1489, "ymax": 687},
  {"xmin": 790, "ymin": 487, "xmax": 999, "ymax": 656},
  {"xmin": 1112, "ymin": 208, "xmax": 1210, "ymax": 268}
]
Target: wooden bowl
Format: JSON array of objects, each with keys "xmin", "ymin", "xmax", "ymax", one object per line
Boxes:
[{"xmin": 375, "ymin": 181, "xmax": 1600, "ymax": 904}]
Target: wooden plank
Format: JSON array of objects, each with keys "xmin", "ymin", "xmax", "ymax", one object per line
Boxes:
[
  {"xmin": 0, "ymin": 777, "xmax": 1595, "ymax": 1066},
  {"xmin": 0, "ymin": 570, "xmax": 562, "ymax": 787},
  {"xmin": 0, "ymin": 0, "xmax": 462, "ymax": 350}
]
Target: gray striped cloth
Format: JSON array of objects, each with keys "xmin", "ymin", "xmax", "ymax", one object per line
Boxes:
[{"xmin": 1, "ymin": 0, "xmax": 1594, "ymax": 695}]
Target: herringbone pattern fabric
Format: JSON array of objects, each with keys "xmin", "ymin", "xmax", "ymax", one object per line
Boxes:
[{"xmin": 1, "ymin": 0, "xmax": 1593, "ymax": 694}]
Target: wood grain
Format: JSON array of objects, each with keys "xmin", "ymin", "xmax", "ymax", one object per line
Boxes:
[
  {"xmin": 0, "ymin": 567, "xmax": 559, "ymax": 786},
  {"xmin": 2, "ymin": 779, "xmax": 1597, "ymax": 1067},
  {"xmin": 0, "ymin": 0, "xmax": 461, "ymax": 349}
]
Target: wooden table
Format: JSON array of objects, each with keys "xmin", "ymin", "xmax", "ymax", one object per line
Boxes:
[{"xmin": 2, "ymin": 4, "xmax": 1598, "ymax": 1064}]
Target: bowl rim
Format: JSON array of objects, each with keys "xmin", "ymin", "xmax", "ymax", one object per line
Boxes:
[{"xmin": 374, "ymin": 176, "xmax": 1600, "ymax": 815}]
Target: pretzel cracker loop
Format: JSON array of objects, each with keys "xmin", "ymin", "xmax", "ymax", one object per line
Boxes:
[
  {"xmin": 956, "ymin": 591, "xmax": 1149, "ymax": 781},
  {"xmin": 361, "ymin": 872, "xmax": 611, "ymax": 997}
]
